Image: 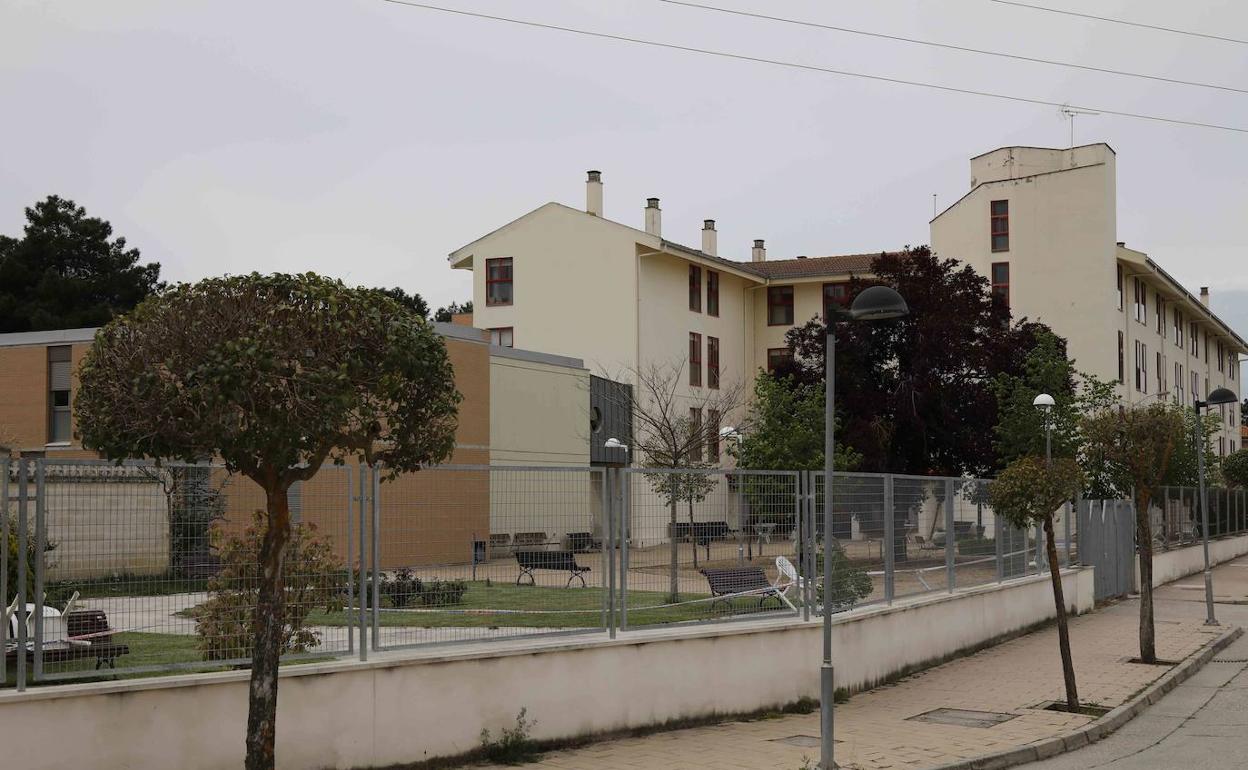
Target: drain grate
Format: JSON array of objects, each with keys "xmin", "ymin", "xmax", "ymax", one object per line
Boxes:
[
  {"xmin": 907, "ymin": 708, "xmax": 1018, "ymax": 728},
  {"xmin": 770, "ymin": 735, "xmax": 824, "ymax": 748},
  {"xmin": 1212, "ymin": 658, "xmax": 1248, "ymax": 663}
]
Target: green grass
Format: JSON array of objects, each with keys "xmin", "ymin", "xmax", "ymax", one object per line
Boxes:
[
  {"xmin": 47, "ymin": 574, "xmax": 212, "ymax": 600},
  {"xmin": 305, "ymin": 581, "xmax": 787, "ymax": 629}
]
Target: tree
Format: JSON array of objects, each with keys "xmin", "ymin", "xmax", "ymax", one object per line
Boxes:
[
  {"xmin": 990, "ymin": 455, "xmax": 1083, "ymax": 711},
  {"xmin": 731, "ymin": 371, "xmax": 861, "ymax": 473},
  {"xmin": 435, "ymin": 299, "xmax": 473, "ymax": 323},
  {"xmin": 0, "ymin": 195, "xmax": 162, "ymax": 332},
  {"xmin": 605, "ymin": 360, "xmax": 744, "ymax": 601},
  {"xmin": 76, "ymin": 273, "xmax": 461, "ymax": 770},
  {"xmin": 376, "ymin": 287, "xmax": 429, "ymax": 318},
  {"xmin": 780, "ymin": 246, "xmax": 1059, "ymax": 477},
  {"xmin": 1081, "ymin": 404, "xmax": 1188, "ymax": 664},
  {"xmin": 1225, "ymin": 449, "xmax": 1248, "ymax": 489}
]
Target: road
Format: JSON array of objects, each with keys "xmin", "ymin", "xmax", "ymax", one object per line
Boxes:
[{"xmin": 1027, "ymin": 563, "xmax": 1248, "ymax": 770}]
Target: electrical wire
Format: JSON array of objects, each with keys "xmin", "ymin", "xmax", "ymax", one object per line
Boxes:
[
  {"xmin": 659, "ymin": 0, "xmax": 1247, "ymax": 95},
  {"xmin": 380, "ymin": 1, "xmax": 1248, "ymax": 135},
  {"xmin": 989, "ymin": 1, "xmax": 1248, "ymax": 46}
]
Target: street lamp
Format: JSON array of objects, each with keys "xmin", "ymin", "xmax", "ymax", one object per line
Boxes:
[
  {"xmin": 604, "ymin": 436, "xmax": 630, "ymax": 462},
  {"xmin": 1033, "ymin": 393, "xmax": 1055, "ymax": 465},
  {"xmin": 1194, "ymin": 386, "xmax": 1237, "ymax": 626},
  {"xmin": 821, "ymin": 285, "xmax": 908, "ymax": 770}
]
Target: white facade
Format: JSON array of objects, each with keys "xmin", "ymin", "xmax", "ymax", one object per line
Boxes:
[{"xmin": 932, "ymin": 144, "xmax": 1245, "ymax": 454}]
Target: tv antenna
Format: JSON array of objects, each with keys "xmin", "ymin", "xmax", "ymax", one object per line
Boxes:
[{"xmin": 1060, "ymin": 105, "xmax": 1100, "ymax": 164}]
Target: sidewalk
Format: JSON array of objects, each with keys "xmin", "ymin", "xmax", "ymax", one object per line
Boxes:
[{"xmin": 480, "ymin": 559, "xmax": 1248, "ymax": 770}]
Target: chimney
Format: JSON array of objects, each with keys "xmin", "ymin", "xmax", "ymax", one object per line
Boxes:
[
  {"xmin": 645, "ymin": 198, "xmax": 661, "ymax": 237},
  {"xmin": 751, "ymin": 239, "xmax": 766, "ymax": 262},
  {"xmin": 586, "ymin": 170, "xmax": 603, "ymax": 216},
  {"xmin": 1200, "ymin": 287, "xmax": 1210, "ymax": 307},
  {"xmin": 701, "ymin": 220, "xmax": 717, "ymax": 256}
]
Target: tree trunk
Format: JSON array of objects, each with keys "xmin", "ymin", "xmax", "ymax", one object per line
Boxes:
[
  {"xmin": 245, "ymin": 484, "xmax": 293, "ymax": 770},
  {"xmin": 1136, "ymin": 496, "xmax": 1156, "ymax": 664},
  {"xmin": 689, "ymin": 500, "xmax": 698, "ymax": 569},
  {"xmin": 668, "ymin": 500, "xmax": 679, "ymax": 603},
  {"xmin": 1044, "ymin": 514, "xmax": 1079, "ymax": 711}
]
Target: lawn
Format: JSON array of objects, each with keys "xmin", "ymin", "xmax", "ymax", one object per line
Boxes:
[{"xmin": 305, "ymin": 580, "xmax": 794, "ymax": 629}]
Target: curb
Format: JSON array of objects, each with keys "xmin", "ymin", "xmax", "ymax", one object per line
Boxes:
[{"xmin": 925, "ymin": 624, "xmax": 1244, "ymax": 770}]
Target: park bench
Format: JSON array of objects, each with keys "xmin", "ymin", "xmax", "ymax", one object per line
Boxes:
[
  {"xmin": 515, "ymin": 550, "xmax": 591, "ymax": 588},
  {"xmin": 669, "ymin": 521, "xmax": 732, "ymax": 543},
  {"xmin": 488, "ymin": 533, "xmax": 512, "ymax": 558},
  {"xmin": 4, "ymin": 608, "xmax": 129, "ymax": 670},
  {"xmin": 564, "ymin": 532, "xmax": 599, "ymax": 553},
  {"xmin": 699, "ymin": 567, "xmax": 794, "ymax": 612},
  {"xmin": 513, "ymin": 532, "xmax": 550, "ymax": 549}
]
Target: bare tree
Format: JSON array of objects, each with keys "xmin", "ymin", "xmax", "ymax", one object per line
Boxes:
[{"xmin": 602, "ymin": 359, "xmax": 745, "ymax": 602}]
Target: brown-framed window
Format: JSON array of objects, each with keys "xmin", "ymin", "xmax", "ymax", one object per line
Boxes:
[
  {"xmin": 990, "ymin": 262, "xmax": 1010, "ymax": 307},
  {"xmin": 48, "ymin": 345, "xmax": 72, "ymax": 444},
  {"xmin": 489, "ymin": 327, "xmax": 513, "ymax": 348},
  {"xmin": 1156, "ymin": 351, "xmax": 1164, "ymax": 395},
  {"xmin": 1173, "ymin": 308, "xmax": 1183, "ymax": 348},
  {"xmin": 1217, "ymin": 340, "xmax": 1225, "ymax": 373},
  {"xmin": 707, "ymin": 408, "xmax": 721, "ymax": 462},
  {"xmin": 1117, "ymin": 331, "xmax": 1125, "ymax": 383},
  {"xmin": 485, "ymin": 257, "xmax": 513, "ymax": 306},
  {"xmin": 990, "ymin": 200, "xmax": 1009, "ymax": 252},
  {"xmin": 767, "ymin": 286, "xmax": 794, "ymax": 326},
  {"xmin": 1191, "ymin": 322, "xmax": 1200, "ymax": 357},
  {"xmin": 707, "ymin": 270, "xmax": 719, "ymax": 317},
  {"xmin": 1231, "ymin": 353, "xmax": 1238, "ymax": 381},
  {"xmin": 1155, "ymin": 294, "xmax": 1163, "ymax": 335},
  {"xmin": 689, "ymin": 265, "xmax": 702, "ymax": 312},
  {"xmin": 1176, "ymin": 363, "xmax": 1184, "ymax": 405},
  {"xmin": 707, "ymin": 336, "xmax": 720, "ymax": 389},
  {"xmin": 1134, "ymin": 340, "xmax": 1146, "ymax": 393},
  {"xmin": 822, "ymin": 283, "xmax": 847, "ymax": 321},
  {"xmin": 1193, "ymin": 371, "xmax": 1199, "ymax": 404},
  {"xmin": 689, "ymin": 332, "xmax": 702, "ymax": 387},
  {"xmin": 689, "ymin": 407, "xmax": 703, "ymax": 462},
  {"xmin": 1116, "ymin": 264, "xmax": 1123, "ymax": 311},
  {"xmin": 767, "ymin": 347, "xmax": 793, "ymax": 375}
]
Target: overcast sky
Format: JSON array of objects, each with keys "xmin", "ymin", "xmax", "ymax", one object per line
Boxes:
[{"xmin": 3, "ymin": 0, "xmax": 1246, "ymax": 331}]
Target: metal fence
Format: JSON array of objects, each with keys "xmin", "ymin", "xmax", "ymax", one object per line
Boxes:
[
  {"xmin": 4, "ymin": 457, "xmax": 1210, "ymax": 691},
  {"xmin": 1150, "ymin": 486, "xmax": 1248, "ymax": 550}
]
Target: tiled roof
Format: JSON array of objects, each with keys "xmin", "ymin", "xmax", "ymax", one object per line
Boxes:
[{"xmin": 740, "ymin": 252, "xmax": 895, "ymax": 279}]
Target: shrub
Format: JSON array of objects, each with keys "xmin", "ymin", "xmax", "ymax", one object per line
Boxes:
[
  {"xmin": 480, "ymin": 708, "xmax": 540, "ymax": 765},
  {"xmin": 4, "ymin": 516, "xmax": 55, "ymax": 603},
  {"xmin": 815, "ymin": 546, "xmax": 874, "ymax": 609},
  {"xmin": 419, "ymin": 578, "xmax": 467, "ymax": 606},
  {"xmin": 191, "ymin": 512, "xmax": 343, "ymax": 661},
  {"xmin": 1224, "ymin": 449, "xmax": 1248, "ymax": 489},
  {"xmin": 382, "ymin": 568, "xmax": 420, "ymax": 608}
]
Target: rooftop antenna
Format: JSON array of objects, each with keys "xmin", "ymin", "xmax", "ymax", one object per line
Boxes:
[{"xmin": 1059, "ymin": 104, "xmax": 1100, "ymax": 167}]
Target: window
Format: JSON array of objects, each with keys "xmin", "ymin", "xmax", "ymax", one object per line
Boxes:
[
  {"xmin": 1217, "ymin": 340, "xmax": 1225, "ymax": 373},
  {"xmin": 767, "ymin": 347, "xmax": 793, "ymax": 374},
  {"xmin": 1135, "ymin": 340, "xmax": 1148, "ymax": 393},
  {"xmin": 990, "ymin": 200, "xmax": 1009, "ymax": 252},
  {"xmin": 689, "ymin": 265, "xmax": 702, "ymax": 312},
  {"xmin": 1133, "ymin": 278, "xmax": 1147, "ymax": 324},
  {"xmin": 1155, "ymin": 294, "xmax": 1163, "ymax": 335},
  {"xmin": 689, "ymin": 407, "xmax": 703, "ymax": 462},
  {"xmin": 823, "ymin": 283, "xmax": 847, "ymax": 320},
  {"xmin": 689, "ymin": 333, "xmax": 702, "ymax": 387},
  {"xmin": 1219, "ymin": 436, "xmax": 1226, "ymax": 457},
  {"xmin": 1193, "ymin": 371, "xmax": 1199, "ymax": 404},
  {"xmin": 1205, "ymin": 335, "xmax": 1210, "ymax": 363},
  {"xmin": 1190, "ymin": 322, "xmax": 1200, "ymax": 357},
  {"xmin": 1231, "ymin": 352, "xmax": 1238, "ymax": 381},
  {"xmin": 488, "ymin": 327, "xmax": 513, "ymax": 347},
  {"xmin": 1173, "ymin": 308, "xmax": 1183, "ymax": 348},
  {"xmin": 1156, "ymin": 351, "xmax": 1164, "ymax": 395},
  {"xmin": 707, "ymin": 336, "xmax": 720, "ymax": 389},
  {"xmin": 1116, "ymin": 265, "xmax": 1123, "ymax": 311},
  {"xmin": 990, "ymin": 262, "xmax": 1010, "ymax": 307},
  {"xmin": 48, "ymin": 346, "xmax": 72, "ymax": 444},
  {"xmin": 485, "ymin": 257, "xmax": 513, "ymax": 306},
  {"xmin": 706, "ymin": 270, "xmax": 719, "ymax": 317},
  {"xmin": 707, "ymin": 409, "xmax": 720, "ymax": 462},
  {"xmin": 1117, "ymin": 331, "xmax": 1125, "ymax": 383},
  {"xmin": 767, "ymin": 286, "xmax": 794, "ymax": 326},
  {"xmin": 1176, "ymin": 363, "xmax": 1184, "ymax": 405}
]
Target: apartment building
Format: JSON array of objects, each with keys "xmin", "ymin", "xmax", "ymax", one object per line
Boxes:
[
  {"xmin": 932, "ymin": 143, "xmax": 1245, "ymax": 454},
  {"xmin": 450, "ymin": 172, "xmax": 885, "ymax": 457}
]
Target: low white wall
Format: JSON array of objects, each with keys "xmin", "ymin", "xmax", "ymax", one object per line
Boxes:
[
  {"xmin": 1139, "ymin": 533, "xmax": 1248, "ymax": 588},
  {"xmin": 0, "ymin": 569, "xmax": 1094, "ymax": 770}
]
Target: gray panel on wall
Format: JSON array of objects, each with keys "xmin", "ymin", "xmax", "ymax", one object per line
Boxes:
[{"xmin": 590, "ymin": 375, "xmax": 632, "ymax": 465}]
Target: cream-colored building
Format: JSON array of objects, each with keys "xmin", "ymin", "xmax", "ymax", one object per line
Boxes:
[{"xmin": 932, "ymin": 143, "xmax": 1245, "ymax": 454}]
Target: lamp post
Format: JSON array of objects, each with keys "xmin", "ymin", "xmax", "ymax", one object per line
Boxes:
[
  {"xmin": 1033, "ymin": 393, "xmax": 1055, "ymax": 465},
  {"xmin": 821, "ymin": 285, "xmax": 908, "ymax": 770},
  {"xmin": 1194, "ymin": 386, "xmax": 1238, "ymax": 626}
]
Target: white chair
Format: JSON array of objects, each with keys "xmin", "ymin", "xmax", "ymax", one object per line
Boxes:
[{"xmin": 774, "ymin": 556, "xmax": 812, "ymax": 611}]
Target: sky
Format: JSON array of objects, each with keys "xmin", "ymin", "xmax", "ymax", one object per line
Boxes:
[{"xmin": 2, "ymin": 0, "xmax": 1247, "ymax": 334}]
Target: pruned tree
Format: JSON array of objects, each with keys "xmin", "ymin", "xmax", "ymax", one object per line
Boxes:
[
  {"xmin": 1225, "ymin": 449, "xmax": 1248, "ymax": 489},
  {"xmin": 76, "ymin": 273, "xmax": 461, "ymax": 770},
  {"xmin": 1081, "ymin": 404, "xmax": 1188, "ymax": 664},
  {"xmin": 604, "ymin": 360, "xmax": 744, "ymax": 601},
  {"xmin": 990, "ymin": 455, "xmax": 1084, "ymax": 711}
]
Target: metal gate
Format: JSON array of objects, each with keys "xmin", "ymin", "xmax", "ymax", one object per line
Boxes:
[{"xmin": 1077, "ymin": 499, "xmax": 1136, "ymax": 600}]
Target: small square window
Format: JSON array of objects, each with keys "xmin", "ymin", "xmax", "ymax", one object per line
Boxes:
[{"xmin": 767, "ymin": 286, "xmax": 794, "ymax": 326}]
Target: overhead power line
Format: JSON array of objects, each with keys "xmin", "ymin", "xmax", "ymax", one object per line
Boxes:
[
  {"xmin": 989, "ymin": 1, "xmax": 1248, "ymax": 46},
  {"xmin": 659, "ymin": 0, "xmax": 1247, "ymax": 95},
  {"xmin": 380, "ymin": 1, "xmax": 1248, "ymax": 135}
]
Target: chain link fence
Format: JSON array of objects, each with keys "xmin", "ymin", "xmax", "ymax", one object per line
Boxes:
[{"xmin": 5, "ymin": 457, "xmax": 1226, "ymax": 690}]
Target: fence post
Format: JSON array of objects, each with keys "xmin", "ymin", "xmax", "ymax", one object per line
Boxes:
[
  {"xmin": 1064, "ymin": 498, "xmax": 1073, "ymax": 567},
  {"xmin": 33, "ymin": 459, "xmax": 45, "ymax": 682},
  {"xmin": 357, "ymin": 462, "xmax": 368, "ymax": 662},
  {"xmin": 605, "ymin": 468, "xmax": 616, "ymax": 639},
  {"xmin": 345, "ymin": 464, "xmax": 354, "ymax": 656},
  {"xmin": 371, "ymin": 463, "xmax": 380, "ymax": 652},
  {"xmin": 806, "ymin": 472, "xmax": 817, "ymax": 617},
  {"xmin": 0, "ymin": 454, "xmax": 7, "ymax": 686},
  {"xmin": 944, "ymin": 480, "xmax": 955, "ymax": 593},
  {"xmin": 15, "ymin": 459, "xmax": 28, "ymax": 691},
  {"xmin": 995, "ymin": 511, "xmax": 1005, "ymax": 582},
  {"xmin": 797, "ymin": 472, "xmax": 809, "ymax": 622},
  {"xmin": 884, "ymin": 475, "xmax": 895, "ymax": 604},
  {"xmin": 620, "ymin": 469, "xmax": 630, "ymax": 631}
]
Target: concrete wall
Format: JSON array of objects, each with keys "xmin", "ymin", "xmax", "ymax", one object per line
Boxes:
[
  {"xmin": 0, "ymin": 568, "xmax": 1094, "ymax": 770},
  {"xmin": 1140, "ymin": 533, "xmax": 1248, "ymax": 588},
  {"xmin": 42, "ymin": 474, "xmax": 171, "ymax": 580}
]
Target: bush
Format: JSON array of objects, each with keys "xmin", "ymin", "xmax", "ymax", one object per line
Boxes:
[
  {"xmin": 815, "ymin": 546, "xmax": 874, "ymax": 609},
  {"xmin": 480, "ymin": 708, "xmax": 540, "ymax": 765},
  {"xmin": 191, "ymin": 512, "xmax": 343, "ymax": 661},
  {"xmin": 354, "ymin": 570, "xmax": 468, "ymax": 609},
  {"xmin": 4, "ymin": 516, "xmax": 55, "ymax": 603},
  {"xmin": 1224, "ymin": 450, "xmax": 1248, "ymax": 489}
]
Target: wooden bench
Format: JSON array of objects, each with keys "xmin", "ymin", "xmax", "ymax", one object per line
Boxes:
[
  {"xmin": 5, "ymin": 609, "xmax": 130, "ymax": 670},
  {"xmin": 699, "ymin": 567, "xmax": 788, "ymax": 612},
  {"xmin": 515, "ymin": 550, "xmax": 591, "ymax": 588},
  {"xmin": 564, "ymin": 532, "xmax": 598, "ymax": 553},
  {"xmin": 488, "ymin": 533, "xmax": 512, "ymax": 558},
  {"xmin": 513, "ymin": 532, "xmax": 550, "ymax": 549}
]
